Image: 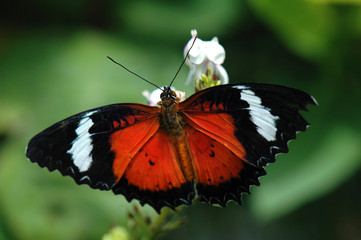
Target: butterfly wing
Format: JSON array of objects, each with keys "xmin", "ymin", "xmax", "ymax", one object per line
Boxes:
[
  {"xmin": 179, "ymin": 83, "xmax": 317, "ymax": 205},
  {"xmin": 112, "ymin": 127, "xmax": 195, "ymax": 212},
  {"xmin": 26, "ymin": 104, "xmax": 160, "ymax": 189},
  {"xmin": 26, "ymin": 103, "xmax": 194, "ymax": 211}
]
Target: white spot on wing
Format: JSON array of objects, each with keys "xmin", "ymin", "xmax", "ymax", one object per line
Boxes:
[
  {"xmin": 67, "ymin": 111, "xmax": 97, "ymax": 172},
  {"xmin": 234, "ymin": 86, "xmax": 279, "ymax": 141}
]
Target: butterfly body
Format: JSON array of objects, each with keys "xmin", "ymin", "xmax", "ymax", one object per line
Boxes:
[
  {"xmin": 159, "ymin": 87, "xmax": 196, "ymax": 181},
  {"xmin": 26, "ymin": 83, "xmax": 317, "ymax": 212}
]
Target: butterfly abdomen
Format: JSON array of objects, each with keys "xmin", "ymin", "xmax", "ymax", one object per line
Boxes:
[{"xmin": 171, "ymin": 132, "xmax": 195, "ymax": 182}]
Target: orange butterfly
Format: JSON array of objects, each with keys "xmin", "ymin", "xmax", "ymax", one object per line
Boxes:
[{"xmin": 26, "ymin": 83, "xmax": 317, "ymax": 212}]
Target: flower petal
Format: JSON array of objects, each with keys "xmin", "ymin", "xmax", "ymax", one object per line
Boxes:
[
  {"xmin": 205, "ymin": 38, "xmax": 225, "ymax": 64},
  {"xmin": 184, "ymin": 38, "xmax": 206, "ymax": 65},
  {"xmin": 216, "ymin": 65, "xmax": 229, "ymax": 84}
]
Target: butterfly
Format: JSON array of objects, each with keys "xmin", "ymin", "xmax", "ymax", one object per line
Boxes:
[{"xmin": 26, "ymin": 83, "xmax": 317, "ymax": 213}]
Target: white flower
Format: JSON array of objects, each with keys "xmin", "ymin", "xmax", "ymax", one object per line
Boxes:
[
  {"xmin": 184, "ymin": 29, "xmax": 229, "ymax": 86},
  {"xmin": 142, "ymin": 87, "xmax": 185, "ymax": 106}
]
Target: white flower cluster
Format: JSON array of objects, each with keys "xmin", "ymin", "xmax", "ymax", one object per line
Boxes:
[
  {"xmin": 143, "ymin": 30, "xmax": 228, "ymax": 105},
  {"xmin": 184, "ymin": 29, "xmax": 228, "ymax": 85}
]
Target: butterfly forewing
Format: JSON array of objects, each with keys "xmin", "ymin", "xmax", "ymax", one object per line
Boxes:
[
  {"xmin": 112, "ymin": 128, "xmax": 195, "ymax": 212},
  {"xmin": 26, "ymin": 104, "xmax": 159, "ymax": 190}
]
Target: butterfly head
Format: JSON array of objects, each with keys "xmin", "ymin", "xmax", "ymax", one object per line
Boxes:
[{"xmin": 160, "ymin": 86, "xmax": 178, "ymax": 107}]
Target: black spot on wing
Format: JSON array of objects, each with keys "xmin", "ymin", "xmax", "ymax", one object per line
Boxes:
[{"xmin": 210, "ymin": 150, "xmax": 215, "ymax": 157}]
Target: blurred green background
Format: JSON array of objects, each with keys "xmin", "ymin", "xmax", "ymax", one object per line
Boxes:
[{"xmin": 1, "ymin": 0, "xmax": 361, "ymax": 239}]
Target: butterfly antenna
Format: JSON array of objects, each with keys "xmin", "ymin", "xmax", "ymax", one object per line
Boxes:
[
  {"xmin": 168, "ymin": 34, "xmax": 198, "ymax": 88},
  {"xmin": 107, "ymin": 56, "xmax": 163, "ymax": 91}
]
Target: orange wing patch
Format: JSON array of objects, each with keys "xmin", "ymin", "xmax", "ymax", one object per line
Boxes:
[
  {"xmin": 123, "ymin": 128, "xmax": 187, "ymax": 191},
  {"xmin": 182, "ymin": 111, "xmax": 247, "ymax": 186},
  {"xmin": 186, "ymin": 125, "xmax": 244, "ymax": 186},
  {"xmin": 110, "ymin": 116, "xmax": 160, "ymax": 182},
  {"xmin": 108, "ymin": 105, "xmax": 194, "ymax": 211},
  {"xmin": 183, "ymin": 112, "xmax": 246, "ymax": 160}
]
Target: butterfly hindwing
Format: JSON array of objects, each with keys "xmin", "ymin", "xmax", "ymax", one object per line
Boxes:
[
  {"xmin": 185, "ymin": 124, "xmax": 265, "ymax": 205},
  {"xmin": 112, "ymin": 128, "xmax": 195, "ymax": 212},
  {"xmin": 179, "ymin": 83, "xmax": 317, "ymax": 205}
]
